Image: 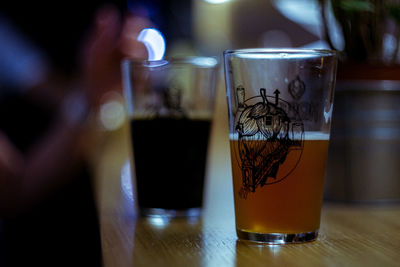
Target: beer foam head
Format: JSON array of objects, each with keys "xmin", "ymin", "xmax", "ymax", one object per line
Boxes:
[{"xmin": 229, "ymin": 131, "xmax": 330, "ymax": 141}]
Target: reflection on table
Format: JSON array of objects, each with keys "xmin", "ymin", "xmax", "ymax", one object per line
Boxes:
[{"xmin": 93, "ymin": 86, "xmax": 400, "ymax": 267}]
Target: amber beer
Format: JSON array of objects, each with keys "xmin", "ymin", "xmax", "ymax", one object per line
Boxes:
[{"xmin": 230, "ymin": 134, "xmax": 330, "ymax": 236}]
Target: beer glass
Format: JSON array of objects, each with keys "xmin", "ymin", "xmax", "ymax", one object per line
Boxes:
[
  {"xmin": 224, "ymin": 49, "xmax": 337, "ymax": 243},
  {"xmin": 122, "ymin": 57, "xmax": 218, "ymax": 218}
]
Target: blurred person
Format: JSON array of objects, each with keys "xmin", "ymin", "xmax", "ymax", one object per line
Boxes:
[{"xmin": 0, "ymin": 1, "xmax": 148, "ymax": 266}]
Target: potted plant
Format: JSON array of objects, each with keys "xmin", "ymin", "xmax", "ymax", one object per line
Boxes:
[
  {"xmin": 318, "ymin": 0, "xmax": 400, "ymax": 203},
  {"xmin": 320, "ymin": 0, "xmax": 400, "ymax": 62}
]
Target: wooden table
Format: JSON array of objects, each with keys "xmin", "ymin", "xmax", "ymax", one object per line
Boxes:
[{"xmin": 93, "ymin": 88, "xmax": 400, "ymax": 267}]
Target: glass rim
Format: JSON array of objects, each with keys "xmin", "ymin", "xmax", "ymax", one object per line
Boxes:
[
  {"xmin": 122, "ymin": 56, "xmax": 219, "ymax": 68},
  {"xmin": 223, "ymin": 48, "xmax": 337, "ymax": 59}
]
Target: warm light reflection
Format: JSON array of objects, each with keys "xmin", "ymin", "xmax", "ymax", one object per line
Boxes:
[
  {"xmin": 99, "ymin": 91, "xmax": 126, "ymax": 131},
  {"xmin": 100, "ymin": 99, "xmax": 125, "ymax": 130},
  {"xmin": 240, "ymin": 241, "xmax": 283, "ymax": 251},
  {"xmin": 137, "ymin": 28, "xmax": 166, "ymax": 61},
  {"xmin": 267, "ymin": 244, "xmax": 282, "ymax": 253}
]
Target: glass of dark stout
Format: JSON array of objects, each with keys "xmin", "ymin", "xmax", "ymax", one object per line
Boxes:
[{"xmin": 122, "ymin": 57, "xmax": 218, "ymax": 219}]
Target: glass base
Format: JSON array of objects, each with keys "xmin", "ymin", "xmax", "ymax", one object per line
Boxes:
[
  {"xmin": 237, "ymin": 229, "xmax": 319, "ymax": 244},
  {"xmin": 140, "ymin": 207, "xmax": 201, "ymax": 218}
]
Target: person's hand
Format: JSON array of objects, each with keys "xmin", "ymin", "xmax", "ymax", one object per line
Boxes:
[{"xmin": 81, "ymin": 5, "xmax": 150, "ymax": 110}]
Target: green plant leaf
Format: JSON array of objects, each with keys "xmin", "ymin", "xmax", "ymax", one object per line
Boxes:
[
  {"xmin": 388, "ymin": 4, "xmax": 400, "ymax": 22},
  {"xmin": 336, "ymin": 0, "xmax": 374, "ymax": 12}
]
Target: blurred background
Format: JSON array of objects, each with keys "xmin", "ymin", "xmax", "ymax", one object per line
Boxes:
[
  {"xmin": 0, "ymin": 0, "xmax": 333, "ymax": 158},
  {"xmin": 99, "ymin": 0, "xmax": 400, "ymax": 205},
  {"xmin": 3, "ymin": 0, "xmax": 400, "ymax": 129},
  {"xmin": 1, "ymin": 0, "xmax": 400, "ymax": 266},
  {"xmin": 128, "ymin": 0, "xmax": 327, "ymax": 58}
]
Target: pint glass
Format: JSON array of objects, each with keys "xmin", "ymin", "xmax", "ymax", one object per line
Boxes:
[
  {"xmin": 224, "ymin": 49, "xmax": 337, "ymax": 243},
  {"xmin": 122, "ymin": 57, "xmax": 218, "ymax": 218}
]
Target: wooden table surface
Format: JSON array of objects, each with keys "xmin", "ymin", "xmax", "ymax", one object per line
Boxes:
[{"xmin": 93, "ymin": 88, "xmax": 400, "ymax": 267}]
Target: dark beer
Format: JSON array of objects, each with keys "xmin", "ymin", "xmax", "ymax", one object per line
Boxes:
[
  {"xmin": 230, "ymin": 135, "xmax": 329, "ymax": 234},
  {"xmin": 130, "ymin": 117, "xmax": 211, "ymax": 211}
]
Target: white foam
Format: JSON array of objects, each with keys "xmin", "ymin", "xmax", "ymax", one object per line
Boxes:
[{"xmin": 229, "ymin": 131, "xmax": 330, "ymax": 141}]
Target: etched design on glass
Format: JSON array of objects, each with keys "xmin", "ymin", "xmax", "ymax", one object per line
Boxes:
[
  {"xmin": 288, "ymin": 75, "xmax": 305, "ymax": 100},
  {"xmin": 233, "ymin": 87, "xmax": 304, "ymax": 199},
  {"xmin": 154, "ymin": 86, "xmax": 186, "ymax": 118}
]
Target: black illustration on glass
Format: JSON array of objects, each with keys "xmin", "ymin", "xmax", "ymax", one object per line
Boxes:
[
  {"xmin": 233, "ymin": 87, "xmax": 304, "ymax": 199},
  {"xmin": 151, "ymin": 86, "xmax": 186, "ymax": 118}
]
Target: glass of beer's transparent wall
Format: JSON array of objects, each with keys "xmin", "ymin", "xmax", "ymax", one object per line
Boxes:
[
  {"xmin": 122, "ymin": 57, "xmax": 218, "ymax": 219},
  {"xmin": 223, "ymin": 49, "xmax": 337, "ymax": 244}
]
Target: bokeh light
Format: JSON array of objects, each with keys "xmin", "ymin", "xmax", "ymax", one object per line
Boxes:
[{"xmin": 137, "ymin": 28, "xmax": 166, "ymax": 61}]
